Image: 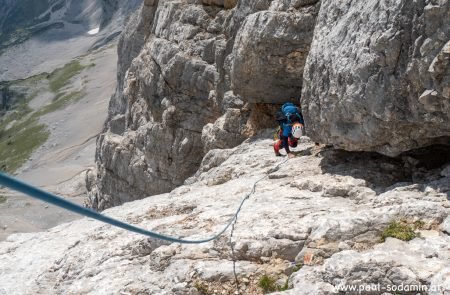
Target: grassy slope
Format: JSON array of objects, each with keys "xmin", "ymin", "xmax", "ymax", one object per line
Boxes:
[{"xmin": 0, "ymin": 60, "xmax": 88, "ymax": 174}]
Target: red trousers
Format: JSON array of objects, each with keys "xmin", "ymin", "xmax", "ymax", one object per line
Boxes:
[{"xmin": 274, "ymin": 136, "xmax": 298, "ymax": 155}]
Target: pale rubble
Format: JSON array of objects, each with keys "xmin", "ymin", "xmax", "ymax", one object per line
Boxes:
[{"xmin": 1, "ymin": 135, "xmax": 449, "ymax": 294}]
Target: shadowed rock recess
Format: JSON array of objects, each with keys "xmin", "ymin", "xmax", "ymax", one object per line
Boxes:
[{"xmin": 86, "ymin": 0, "xmax": 321, "ymax": 210}]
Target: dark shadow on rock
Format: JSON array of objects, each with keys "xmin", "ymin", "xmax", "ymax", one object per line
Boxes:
[
  {"xmin": 319, "ymin": 144, "xmax": 450, "ymax": 198},
  {"xmin": 292, "ymin": 147, "xmax": 313, "ymax": 157},
  {"xmin": 318, "ymin": 148, "xmax": 409, "ymax": 191}
]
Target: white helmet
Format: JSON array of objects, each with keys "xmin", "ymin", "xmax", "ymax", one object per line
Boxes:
[{"xmin": 292, "ymin": 123, "xmax": 304, "ymax": 139}]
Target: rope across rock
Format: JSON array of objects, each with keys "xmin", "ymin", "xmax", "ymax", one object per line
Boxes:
[{"xmin": 0, "ymin": 158, "xmax": 288, "ymax": 244}]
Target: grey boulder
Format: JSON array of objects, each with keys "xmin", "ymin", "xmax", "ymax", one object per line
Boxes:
[{"xmin": 302, "ymin": 0, "xmax": 450, "ymax": 156}]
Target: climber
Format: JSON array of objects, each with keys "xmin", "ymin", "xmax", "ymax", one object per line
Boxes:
[{"xmin": 274, "ymin": 102, "xmax": 305, "ymax": 158}]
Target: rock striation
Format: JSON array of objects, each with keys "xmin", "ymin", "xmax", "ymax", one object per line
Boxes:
[
  {"xmin": 1, "ymin": 135, "xmax": 450, "ymax": 294},
  {"xmin": 87, "ymin": 0, "xmax": 321, "ymax": 210},
  {"xmin": 89, "ymin": 0, "xmax": 450, "ymax": 210},
  {"xmin": 302, "ymin": 0, "xmax": 450, "ymax": 156}
]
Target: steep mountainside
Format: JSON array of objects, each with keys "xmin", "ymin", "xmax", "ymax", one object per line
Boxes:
[
  {"xmin": 0, "ymin": 0, "xmax": 142, "ymax": 50},
  {"xmin": 1, "ymin": 0, "xmax": 449, "ymax": 293},
  {"xmin": 0, "ymin": 1, "xmax": 142, "ymax": 239},
  {"xmin": 1, "ymin": 135, "xmax": 449, "ymax": 294},
  {"xmin": 87, "ymin": 0, "xmax": 449, "ymax": 211},
  {"xmin": 0, "ymin": 0, "xmax": 142, "ymax": 81},
  {"xmin": 87, "ymin": 0, "xmax": 321, "ymax": 210},
  {"xmin": 0, "ymin": 45, "xmax": 118, "ymax": 241}
]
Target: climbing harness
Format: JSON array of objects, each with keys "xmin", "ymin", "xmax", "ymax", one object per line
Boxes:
[{"xmin": 0, "ymin": 158, "xmax": 288, "ymax": 244}]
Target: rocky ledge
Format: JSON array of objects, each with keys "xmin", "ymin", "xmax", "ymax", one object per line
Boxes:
[
  {"xmin": 1, "ymin": 134, "xmax": 449, "ymax": 294},
  {"xmin": 86, "ymin": 0, "xmax": 450, "ymax": 210},
  {"xmin": 86, "ymin": 0, "xmax": 321, "ymax": 210}
]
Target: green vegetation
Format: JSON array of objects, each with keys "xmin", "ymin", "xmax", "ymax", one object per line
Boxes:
[
  {"xmin": 193, "ymin": 281, "xmax": 209, "ymax": 295},
  {"xmin": 0, "ymin": 88, "xmax": 82, "ymax": 173},
  {"xmin": 279, "ymin": 264, "xmax": 303, "ymax": 292},
  {"xmin": 35, "ymin": 91, "xmax": 83, "ymax": 116},
  {"xmin": 48, "ymin": 60, "xmax": 87, "ymax": 92},
  {"xmin": 0, "ymin": 59, "xmax": 88, "ymax": 173},
  {"xmin": 259, "ymin": 275, "xmax": 278, "ymax": 293},
  {"xmin": 382, "ymin": 221, "xmax": 417, "ymax": 242},
  {"xmin": 278, "ymin": 278, "xmax": 290, "ymax": 291},
  {"xmin": 291, "ymin": 262, "xmax": 303, "ymax": 273},
  {"xmin": 413, "ymin": 220, "xmax": 425, "ymax": 230},
  {"xmin": 15, "ymin": 73, "xmax": 48, "ymax": 87},
  {"xmin": 0, "ymin": 80, "xmax": 48, "ymax": 173},
  {"xmin": 0, "ymin": 116, "xmax": 49, "ymax": 173},
  {"xmin": 0, "ymin": 195, "xmax": 7, "ymax": 204},
  {"xmin": 258, "ymin": 269, "xmax": 301, "ymax": 293}
]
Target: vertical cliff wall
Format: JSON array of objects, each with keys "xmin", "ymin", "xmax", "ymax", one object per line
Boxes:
[
  {"xmin": 88, "ymin": 0, "xmax": 449, "ymax": 210},
  {"xmin": 302, "ymin": 0, "xmax": 450, "ymax": 156},
  {"xmin": 87, "ymin": 0, "xmax": 320, "ymax": 210}
]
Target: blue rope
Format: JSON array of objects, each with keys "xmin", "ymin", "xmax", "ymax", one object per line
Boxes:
[{"xmin": 0, "ymin": 159, "xmax": 287, "ymax": 244}]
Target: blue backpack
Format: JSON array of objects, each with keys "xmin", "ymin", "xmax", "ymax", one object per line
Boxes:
[{"xmin": 281, "ymin": 103, "xmax": 303, "ymax": 124}]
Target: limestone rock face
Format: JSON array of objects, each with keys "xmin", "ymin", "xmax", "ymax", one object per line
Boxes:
[
  {"xmin": 88, "ymin": 0, "xmax": 320, "ymax": 210},
  {"xmin": 2, "ymin": 137, "xmax": 449, "ymax": 294},
  {"xmin": 302, "ymin": 0, "xmax": 450, "ymax": 156},
  {"xmin": 231, "ymin": 2, "xmax": 319, "ymax": 103},
  {"xmin": 89, "ymin": 0, "xmax": 449, "ymax": 210},
  {"xmin": 286, "ymin": 237, "xmax": 450, "ymax": 295}
]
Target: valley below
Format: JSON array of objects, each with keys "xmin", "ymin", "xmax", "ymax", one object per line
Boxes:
[{"xmin": 0, "ymin": 44, "xmax": 117, "ymax": 241}]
